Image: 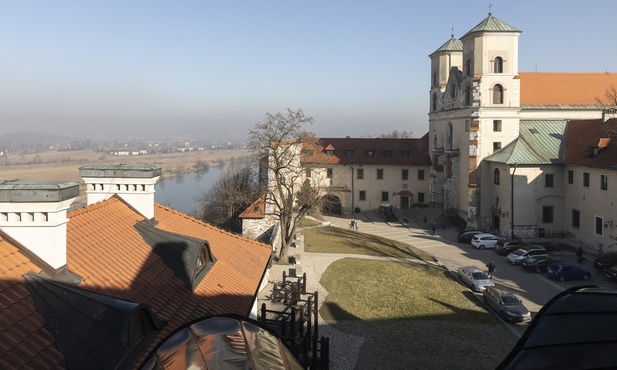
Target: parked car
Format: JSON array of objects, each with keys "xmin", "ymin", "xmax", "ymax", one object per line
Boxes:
[
  {"xmin": 593, "ymin": 253, "xmax": 617, "ymax": 272},
  {"xmin": 506, "ymin": 246, "xmax": 548, "ymax": 265},
  {"xmin": 471, "ymin": 233, "xmax": 502, "ymax": 249},
  {"xmin": 483, "ymin": 286, "xmax": 531, "ymax": 323},
  {"xmin": 457, "ymin": 230, "xmax": 484, "ymax": 244},
  {"xmin": 604, "ymin": 265, "xmax": 617, "ymax": 281},
  {"xmin": 520, "ymin": 255, "xmax": 558, "ymax": 273},
  {"xmin": 495, "ymin": 239, "xmax": 529, "ymax": 255},
  {"xmin": 457, "ymin": 266, "xmax": 495, "ymax": 292},
  {"xmin": 546, "ymin": 262, "xmax": 591, "ymax": 282}
]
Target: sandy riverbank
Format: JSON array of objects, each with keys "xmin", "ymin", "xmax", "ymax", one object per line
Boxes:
[{"xmin": 1, "ymin": 149, "xmax": 251, "ymax": 205}]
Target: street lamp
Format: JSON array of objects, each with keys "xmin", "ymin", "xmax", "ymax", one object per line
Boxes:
[{"xmin": 510, "ymin": 163, "xmax": 518, "ymax": 239}]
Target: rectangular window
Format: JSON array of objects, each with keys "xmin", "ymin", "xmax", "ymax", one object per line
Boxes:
[
  {"xmin": 583, "ymin": 172, "xmax": 590, "ymax": 187},
  {"xmin": 377, "ymin": 169, "xmax": 383, "ymax": 180},
  {"xmin": 305, "ymin": 168, "xmax": 311, "ymax": 178},
  {"xmin": 572, "ymin": 209, "xmax": 580, "ymax": 229},
  {"xmin": 326, "ymin": 168, "xmax": 333, "ymax": 178},
  {"xmin": 418, "ymin": 169, "xmax": 425, "ymax": 181},
  {"xmin": 418, "ymin": 192, "xmax": 425, "ymax": 203},
  {"xmin": 601, "ymin": 174, "xmax": 608, "ymax": 191},
  {"xmin": 401, "ymin": 150, "xmax": 410, "ymax": 158},
  {"xmin": 493, "ymin": 120, "xmax": 502, "ymax": 132},
  {"xmin": 545, "ymin": 174, "xmax": 554, "ymax": 188},
  {"xmin": 357, "ymin": 169, "xmax": 364, "ymax": 179},
  {"xmin": 542, "ymin": 206, "xmax": 554, "ymax": 223},
  {"xmin": 567, "ymin": 170, "xmax": 573, "ymax": 184},
  {"xmin": 493, "ymin": 142, "xmax": 502, "ymax": 152},
  {"xmin": 402, "ymin": 169, "xmax": 408, "ymax": 180},
  {"xmin": 595, "ymin": 216, "xmax": 604, "ymax": 236},
  {"xmin": 359, "ymin": 191, "xmax": 366, "ymax": 201},
  {"xmin": 381, "ymin": 192, "xmax": 389, "ymax": 202}
]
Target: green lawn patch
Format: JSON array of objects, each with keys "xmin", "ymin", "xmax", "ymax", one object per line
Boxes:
[{"xmin": 302, "ymin": 226, "xmax": 434, "ymax": 261}]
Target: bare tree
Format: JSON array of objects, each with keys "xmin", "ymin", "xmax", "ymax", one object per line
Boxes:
[
  {"xmin": 193, "ymin": 161, "xmax": 261, "ymax": 232},
  {"xmin": 249, "ymin": 108, "xmax": 321, "ymax": 262},
  {"xmin": 377, "ymin": 129, "xmax": 414, "ymax": 138}
]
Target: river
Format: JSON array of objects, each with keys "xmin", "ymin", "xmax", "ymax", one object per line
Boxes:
[{"xmin": 154, "ymin": 165, "xmax": 226, "ymax": 215}]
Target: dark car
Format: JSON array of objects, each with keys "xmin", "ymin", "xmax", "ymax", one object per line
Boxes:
[
  {"xmin": 593, "ymin": 253, "xmax": 617, "ymax": 272},
  {"xmin": 483, "ymin": 286, "xmax": 531, "ymax": 323},
  {"xmin": 546, "ymin": 262, "xmax": 591, "ymax": 282},
  {"xmin": 457, "ymin": 230, "xmax": 483, "ymax": 244},
  {"xmin": 520, "ymin": 256, "xmax": 558, "ymax": 273},
  {"xmin": 605, "ymin": 265, "xmax": 617, "ymax": 281},
  {"xmin": 495, "ymin": 240, "xmax": 529, "ymax": 255}
]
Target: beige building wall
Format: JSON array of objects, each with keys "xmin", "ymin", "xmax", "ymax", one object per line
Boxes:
[{"xmin": 563, "ymin": 165, "xmax": 617, "ymax": 253}]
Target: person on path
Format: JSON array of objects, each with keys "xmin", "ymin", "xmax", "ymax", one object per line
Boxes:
[
  {"xmin": 486, "ymin": 261, "xmax": 495, "ymax": 279},
  {"xmin": 431, "ymin": 222, "xmax": 436, "ymax": 236},
  {"xmin": 576, "ymin": 247, "xmax": 584, "ymax": 263},
  {"xmin": 349, "ymin": 219, "xmax": 355, "ymax": 229},
  {"xmin": 355, "ymin": 220, "xmax": 358, "ymax": 230}
]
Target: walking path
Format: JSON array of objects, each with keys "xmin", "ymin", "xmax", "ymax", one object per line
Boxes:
[{"xmin": 257, "ymin": 212, "xmax": 458, "ymax": 370}]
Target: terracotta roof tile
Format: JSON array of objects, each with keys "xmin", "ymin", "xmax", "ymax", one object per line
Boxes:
[
  {"xmin": 520, "ymin": 72, "xmax": 617, "ymax": 105},
  {"xmin": 563, "ymin": 118, "xmax": 617, "ymax": 168},
  {"xmin": 1, "ymin": 194, "xmax": 272, "ymax": 368}
]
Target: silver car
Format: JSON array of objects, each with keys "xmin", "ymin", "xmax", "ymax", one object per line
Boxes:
[
  {"xmin": 457, "ymin": 266, "xmax": 495, "ymax": 292},
  {"xmin": 506, "ymin": 246, "xmax": 548, "ymax": 265},
  {"xmin": 483, "ymin": 286, "xmax": 531, "ymax": 323}
]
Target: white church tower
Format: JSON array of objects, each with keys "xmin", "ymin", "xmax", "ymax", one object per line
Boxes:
[{"xmin": 428, "ymin": 12, "xmax": 522, "ymax": 229}]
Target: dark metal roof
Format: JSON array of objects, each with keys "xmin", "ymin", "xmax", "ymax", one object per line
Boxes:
[
  {"xmin": 134, "ymin": 221, "xmax": 216, "ymax": 291},
  {"xmin": 79, "ymin": 164, "xmax": 162, "ymax": 178},
  {"xmin": 497, "ymin": 286, "xmax": 617, "ymax": 369},
  {"xmin": 462, "ymin": 13, "xmax": 521, "ymax": 39},
  {"xmin": 429, "ymin": 34, "xmax": 463, "ymax": 57},
  {"xmin": 141, "ymin": 315, "xmax": 304, "ymax": 370},
  {"xmin": 24, "ymin": 273, "xmax": 166, "ymax": 370},
  {"xmin": 0, "ymin": 180, "xmax": 79, "ymax": 202}
]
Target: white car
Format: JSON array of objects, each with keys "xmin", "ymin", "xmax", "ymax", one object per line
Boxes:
[
  {"xmin": 471, "ymin": 233, "xmax": 501, "ymax": 249},
  {"xmin": 457, "ymin": 266, "xmax": 495, "ymax": 292}
]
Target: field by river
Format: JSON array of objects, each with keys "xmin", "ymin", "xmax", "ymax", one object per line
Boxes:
[{"xmin": 1, "ymin": 149, "xmax": 250, "ymax": 206}]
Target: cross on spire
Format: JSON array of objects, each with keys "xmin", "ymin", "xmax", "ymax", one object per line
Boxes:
[
  {"xmin": 489, "ymin": 3, "xmax": 492, "ymax": 16},
  {"xmin": 451, "ymin": 27, "xmax": 454, "ymax": 38}
]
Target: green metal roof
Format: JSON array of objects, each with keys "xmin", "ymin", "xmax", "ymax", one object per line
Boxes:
[
  {"xmin": 462, "ymin": 13, "xmax": 521, "ymax": 38},
  {"xmin": 430, "ymin": 34, "xmax": 463, "ymax": 56},
  {"xmin": 484, "ymin": 120, "xmax": 567, "ymax": 165}
]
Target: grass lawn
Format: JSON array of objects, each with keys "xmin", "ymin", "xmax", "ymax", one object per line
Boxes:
[
  {"xmin": 302, "ymin": 226, "xmax": 435, "ymax": 261},
  {"xmin": 304, "ymin": 226, "xmax": 518, "ymax": 369}
]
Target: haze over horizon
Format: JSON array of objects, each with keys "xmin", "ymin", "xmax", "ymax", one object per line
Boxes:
[{"xmin": 3, "ymin": 1, "xmax": 616, "ymax": 142}]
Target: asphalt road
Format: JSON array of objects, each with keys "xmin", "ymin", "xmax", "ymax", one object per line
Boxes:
[{"xmin": 323, "ymin": 213, "xmax": 617, "ymax": 337}]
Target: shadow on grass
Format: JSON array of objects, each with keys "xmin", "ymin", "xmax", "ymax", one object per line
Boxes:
[{"xmin": 304, "ymin": 226, "xmax": 432, "ymax": 261}]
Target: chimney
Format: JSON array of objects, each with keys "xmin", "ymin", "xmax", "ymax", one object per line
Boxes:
[
  {"xmin": 79, "ymin": 164, "xmax": 162, "ymax": 220},
  {"xmin": 0, "ymin": 181, "xmax": 79, "ymax": 270}
]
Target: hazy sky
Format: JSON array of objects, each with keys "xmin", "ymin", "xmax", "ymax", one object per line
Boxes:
[{"xmin": 2, "ymin": 1, "xmax": 616, "ymax": 141}]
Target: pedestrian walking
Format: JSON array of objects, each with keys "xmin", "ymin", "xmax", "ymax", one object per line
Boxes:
[
  {"xmin": 423, "ymin": 216, "xmax": 427, "ymax": 225},
  {"xmin": 576, "ymin": 247, "xmax": 585, "ymax": 263},
  {"xmin": 486, "ymin": 261, "xmax": 495, "ymax": 279},
  {"xmin": 355, "ymin": 220, "xmax": 358, "ymax": 230},
  {"xmin": 431, "ymin": 222, "xmax": 436, "ymax": 236},
  {"xmin": 349, "ymin": 220, "xmax": 355, "ymax": 229}
]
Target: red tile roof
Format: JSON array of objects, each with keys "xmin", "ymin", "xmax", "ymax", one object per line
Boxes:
[
  {"xmin": 0, "ymin": 196, "xmax": 272, "ymax": 368},
  {"xmin": 563, "ymin": 118, "xmax": 617, "ymax": 168},
  {"xmin": 238, "ymin": 195, "xmax": 266, "ymax": 219},
  {"xmin": 302, "ymin": 135, "xmax": 430, "ymax": 166},
  {"xmin": 520, "ymin": 72, "xmax": 617, "ymax": 106}
]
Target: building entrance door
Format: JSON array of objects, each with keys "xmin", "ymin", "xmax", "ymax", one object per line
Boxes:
[
  {"xmin": 493, "ymin": 214, "xmax": 500, "ymax": 232},
  {"xmin": 401, "ymin": 196, "xmax": 409, "ymax": 209}
]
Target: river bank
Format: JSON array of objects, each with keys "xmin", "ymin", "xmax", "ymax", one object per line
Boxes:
[{"xmin": 1, "ymin": 149, "xmax": 250, "ymax": 205}]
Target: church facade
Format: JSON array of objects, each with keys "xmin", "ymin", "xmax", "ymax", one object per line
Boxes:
[{"xmin": 428, "ymin": 12, "xmax": 617, "ymax": 252}]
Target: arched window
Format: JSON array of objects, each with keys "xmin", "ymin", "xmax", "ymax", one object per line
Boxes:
[
  {"xmin": 494, "ymin": 168, "xmax": 500, "ymax": 185},
  {"xmin": 451, "ymin": 84, "xmax": 457, "ymax": 98},
  {"xmin": 465, "ymin": 60, "xmax": 472, "ymax": 76},
  {"xmin": 446, "ymin": 122, "xmax": 453, "ymax": 150},
  {"xmin": 494, "ymin": 57, "xmax": 503, "ymax": 73},
  {"xmin": 465, "ymin": 88, "xmax": 472, "ymax": 106},
  {"xmin": 432, "ymin": 93, "xmax": 437, "ymax": 111},
  {"xmin": 493, "ymin": 84, "xmax": 504, "ymax": 104},
  {"xmin": 432, "ymin": 72, "xmax": 437, "ymax": 87}
]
